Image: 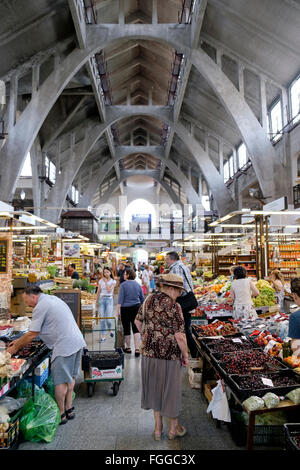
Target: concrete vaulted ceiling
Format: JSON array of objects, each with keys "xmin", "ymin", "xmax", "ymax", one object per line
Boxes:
[{"xmin": 0, "ymin": 0, "xmax": 299, "ymax": 222}]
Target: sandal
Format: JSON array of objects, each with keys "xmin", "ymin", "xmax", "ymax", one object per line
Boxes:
[
  {"xmin": 168, "ymin": 425, "xmax": 187, "ymax": 440},
  {"xmin": 153, "ymin": 432, "xmax": 161, "ymax": 441},
  {"xmin": 124, "ymin": 348, "xmax": 131, "ymax": 354},
  {"xmin": 59, "ymin": 413, "xmax": 68, "ymax": 425},
  {"xmin": 135, "ymin": 350, "xmax": 140, "ymax": 357},
  {"xmin": 66, "ymin": 407, "xmax": 75, "ymax": 420}
]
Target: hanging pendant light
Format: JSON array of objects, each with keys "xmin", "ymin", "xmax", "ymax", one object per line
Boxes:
[{"xmin": 20, "ymin": 189, "xmax": 26, "ymax": 200}]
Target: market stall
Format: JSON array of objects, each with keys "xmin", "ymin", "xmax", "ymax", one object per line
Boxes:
[{"xmin": 192, "ymin": 314, "xmax": 300, "ymax": 450}]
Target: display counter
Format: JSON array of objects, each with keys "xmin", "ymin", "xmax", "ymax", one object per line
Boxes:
[{"xmin": 192, "ymin": 324, "xmax": 300, "ymax": 450}]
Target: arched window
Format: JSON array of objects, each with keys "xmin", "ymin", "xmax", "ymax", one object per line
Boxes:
[{"xmin": 124, "ymin": 199, "xmax": 157, "ymax": 231}]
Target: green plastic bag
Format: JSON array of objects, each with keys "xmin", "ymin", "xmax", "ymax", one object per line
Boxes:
[
  {"xmin": 16, "ymin": 379, "xmax": 45, "ymax": 399},
  {"xmin": 44, "ymin": 374, "xmax": 75, "ymax": 401},
  {"xmin": 20, "ymin": 392, "xmax": 60, "ymax": 443}
]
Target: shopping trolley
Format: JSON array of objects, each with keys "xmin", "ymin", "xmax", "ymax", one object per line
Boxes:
[{"xmin": 81, "ymin": 317, "xmax": 124, "ymax": 397}]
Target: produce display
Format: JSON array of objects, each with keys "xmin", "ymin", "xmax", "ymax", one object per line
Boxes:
[
  {"xmin": 253, "ymin": 280, "xmax": 276, "ymax": 308},
  {"xmin": 291, "ymin": 435, "xmax": 300, "ymax": 449},
  {"xmin": 204, "ymin": 337, "xmax": 257, "ymax": 354},
  {"xmin": 250, "ymin": 330, "xmax": 284, "ymax": 357},
  {"xmin": 232, "ymin": 373, "xmax": 299, "ymax": 391},
  {"xmin": 0, "ymin": 352, "xmax": 13, "ymax": 379},
  {"xmin": 14, "ymin": 340, "xmax": 46, "ymax": 359},
  {"xmin": 216, "ymin": 350, "xmax": 287, "ymax": 375},
  {"xmin": 193, "ymin": 321, "xmax": 239, "ymax": 338}
]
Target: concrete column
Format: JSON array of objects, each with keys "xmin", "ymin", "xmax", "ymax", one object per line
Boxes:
[
  {"xmin": 57, "ymin": 139, "xmax": 62, "ymax": 174},
  {"xmin": 148, "ymin": 88, "xmax": 152, "ymax": 105},
  {"xmin": 127, "ymin": 87, "xmax": 131, "ymax": 105},
  {"xmin": 188, "ymin": 165, "xmax": 192, "ymax": 182},
  {"xmin": 8, "ymin": 74, "xmax": 18, "ymax": 129},
  {"xmin": 219, "ymin": 140, "xmax": 224, "ymax": 180},
  {"xmin": 237, "ymin": 63, "xmax": 244, "ymax": 96},
  {"xmin": 152, "ymin": 0, "xmax": 158, "ymax": 24},
  {"xmin": 30, "ymin": 138, "xmax": 42, "ymax": 217},
  {"xmin": 216, "ymin": 49, "xmax": 223, "ymax": 68},
  {"xmin": 281, "ymin": 87, "xmax": 289, "ymax": 128},
  {"xmin": 119, "ymin": 0, "xmax": 125, "ymax": 25},
  {"xmin": 259, "ymin": 77, "xmax": 268, "ymax": 133},
  {"xmin": 204, "ymin": 134, "xmax": 209, "ymax": 153},
  {"xmin": 32, "ymin": 64, "xmax": 40, "ymax": 97},
  {"xmin": 198, "ymin": 176, "xmax": 203, "ymax": 199},
  {"xmin": 190, "ymin": 122, "xmax": 194, "ymax": 137},
  {"xmin": 130, "ymin": 131, "xmax": 134, "ymax": 146},
  {"xmin": 53, "ymin": 52, "xmax": 61, "ymax": 71},
  {"xmin": 147, "ymin": 131, "xmax": 150, "ymax": 146}
]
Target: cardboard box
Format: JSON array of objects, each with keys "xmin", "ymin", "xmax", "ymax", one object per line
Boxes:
[
  {"xmin": 26, "ymin": 367, "xmax": 49, "ymax": 387},
  {"xmin": 34, "ymin": 357, "xmax": 49, "ymax": 376},
  {"xmin": 188, "ymin": 367, "xmax": 202, "ymax": 389},
  {"xmin": 90, "ymin": 365, "xmax": 122, "ymax": 380},
  {"xmin": 204, "ymin": 381, "xmax": 217, "ymax": 402}
]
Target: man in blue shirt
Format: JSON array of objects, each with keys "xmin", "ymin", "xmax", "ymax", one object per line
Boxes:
[{"xmin": 7, "ymin": 286, "xmax": 86, "ymax": 424}]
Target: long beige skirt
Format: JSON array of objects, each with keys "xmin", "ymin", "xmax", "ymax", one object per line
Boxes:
[{"xmin": 141, "ymin": 356, "xmax": 183, "ymax": 418}]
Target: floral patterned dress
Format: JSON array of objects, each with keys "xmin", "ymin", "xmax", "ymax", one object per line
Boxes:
[{"xmin": 136, "ymin": 292, "xmax": 185, "ymax": 361}]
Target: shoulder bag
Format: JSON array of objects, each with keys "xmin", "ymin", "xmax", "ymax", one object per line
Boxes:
[{"xmin": 176, "ymin": 266, "xmax": 198, "ymax": 313}]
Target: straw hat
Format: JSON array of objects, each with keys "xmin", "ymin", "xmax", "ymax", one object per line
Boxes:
[{"xmin": 155, "ymin": 273, "xmax": 187, "ymax": 291}]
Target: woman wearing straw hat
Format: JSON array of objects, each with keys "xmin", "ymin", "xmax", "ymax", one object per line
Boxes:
[{"xmin": 135, "ymin": 273, "xmax": 189, "ymax": 441}]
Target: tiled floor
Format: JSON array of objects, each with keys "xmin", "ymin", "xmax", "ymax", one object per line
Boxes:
[{"xmin": 18, "ymin": 345, "xmax": 244, "ymax": 451}]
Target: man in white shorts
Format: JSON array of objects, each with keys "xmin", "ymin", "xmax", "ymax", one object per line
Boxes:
[{"xmin": 7, "ymin": 286, "xmax": 86, "ymax": 425}]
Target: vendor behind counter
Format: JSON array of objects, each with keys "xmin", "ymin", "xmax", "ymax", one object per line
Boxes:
[{"xmin": 288, "ymin": 277, "xmax": 300, "ymax": 357}]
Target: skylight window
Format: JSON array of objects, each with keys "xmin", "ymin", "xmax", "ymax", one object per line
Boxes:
[{"xmin": 290, "ymin": 75, "xmax": 300, "ymax": 125}]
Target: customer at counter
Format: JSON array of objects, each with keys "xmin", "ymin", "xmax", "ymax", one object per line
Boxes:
[
  {"xmin": 6, "ymin": 286, "xmax": 86, "ymax": 425},
  {"xmin": 230, "ymin": 266, "xmax": 259, "ymax": 320},
  {"xmin": 288, "ymin": 277, "xmax": 300, "ymax": 357}
]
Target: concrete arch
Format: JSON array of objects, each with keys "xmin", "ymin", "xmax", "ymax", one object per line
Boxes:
[
  {"xmin": 95, "ymin": 172, "xmax": 183, "ymax": 209},
  {"xmin": 78, "ymin": 148, "xmax": 201, "ymax": 210},
  {"xmin": 41, "ymin": 107, "xmax": 232, "ymax": 222},
  {"xmin": 0, "ymin": 23, "xmax": 276, "ymax": 210}
]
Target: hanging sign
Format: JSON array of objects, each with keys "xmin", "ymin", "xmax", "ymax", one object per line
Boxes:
[
  {"xmin": 63, "ymin": 242, "xmax": 81, "ymax": 258},
  {"xmin": 0, "ymin": 239, "xmax": 8, "ymax": 273}
]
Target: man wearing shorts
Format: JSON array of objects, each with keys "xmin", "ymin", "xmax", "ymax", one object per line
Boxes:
[{"xmin": 7, "ymin": 286, "xmax": 86, "ymax": 425}]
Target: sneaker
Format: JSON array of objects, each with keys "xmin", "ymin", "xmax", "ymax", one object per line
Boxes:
[
  {"xmin": 110, "ymin": 332, "xmax": 114, "ymax": 338},
  {"xmin": 100, "ymin": 337, "xmax": 106, "ymax": 343}
]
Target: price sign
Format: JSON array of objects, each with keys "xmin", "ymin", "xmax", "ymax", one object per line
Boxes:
[
  {"xmin": 232, "ymin": 338, "xmax": 242, "ymax": 343},
  {"xmin": 0, "ymin": 239, "xmax": 8, "ymax": 273},
  {"xmin": 261, "ymin": 377, "xmax": 274, "ymax": 387}
]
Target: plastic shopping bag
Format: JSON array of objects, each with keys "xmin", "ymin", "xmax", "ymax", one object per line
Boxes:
[
  {"xmin": 116, "ymin": 317, "xmax": 124, "ymax": 349},
  {"xmin": 16, "ymin": 379, "xmax": 45, "ymax": 399},
  {"xmin": 44, "ymin": 374, "xmax": 75, "ymax": 401},
  {"xmin": 20, "ymin": 392, "xmax": 60, "ymax": 443},
  {"xmin": 207, "ymin": 380, "xmax": 231, "ymax": 422}
]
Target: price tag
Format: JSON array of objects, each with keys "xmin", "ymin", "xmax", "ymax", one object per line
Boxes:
[
  {"xmin": 232, "ymin": 338, "xmax": 242, "ymax": 343},
  {"xmin": 258, "ymin": 324, "xmax": 266, "ymax": 328},
  {"xmin": 0, "ymin": 381, "xmax": 10, "ymax": 397},
  {"xmin": 264, "ymin": 340, "xmax": 277, "ymax": 353},
  {"xmin": 261, "ymin": 377, "xmax": 274, "ymax": 387},
  {"xmin": 273, "ymin": 314, "xmax": 281, "ymax": 320},
  {"xmin": 205, "ymin": 336, "xmax": 224, "ymax": 340},
  {"xmin": 215, "ymin": 325, "xmax": 223, "ymax": 331},
  {"xmin": 212, "ymin": 320, "xmax": 219, "ymax": 324},
  {"xmin": 241, "ymin": 336, "xmax": 247, "ymax": 340}
]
